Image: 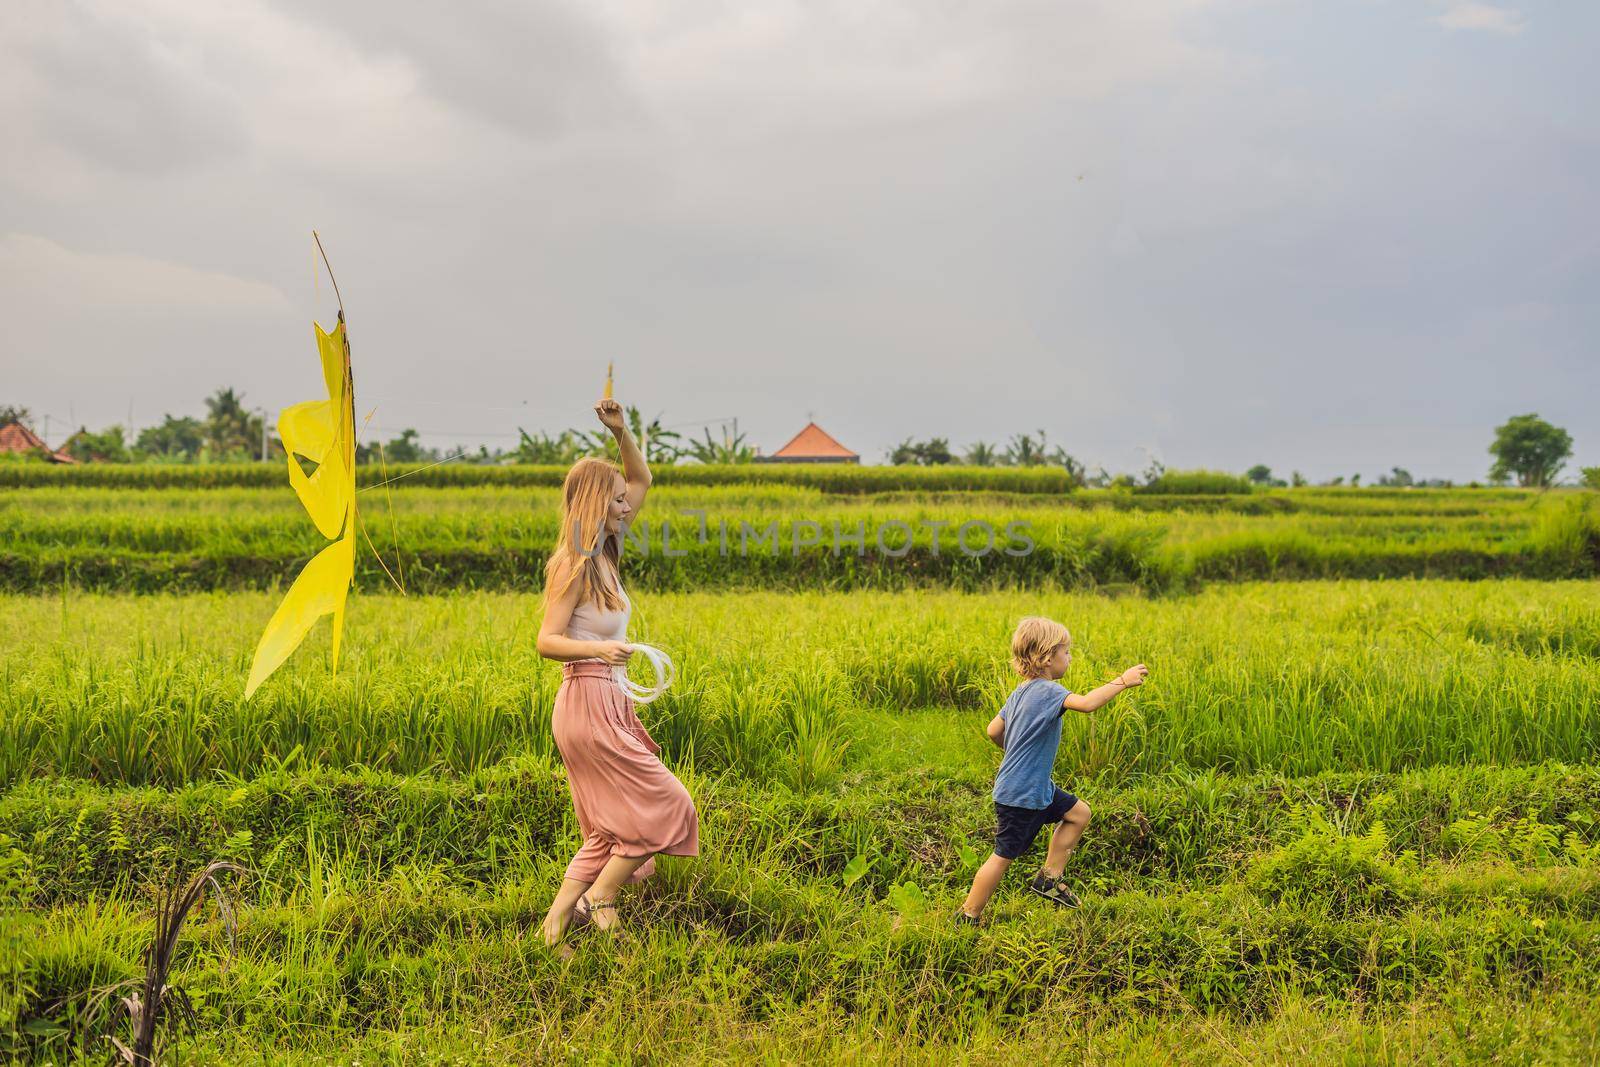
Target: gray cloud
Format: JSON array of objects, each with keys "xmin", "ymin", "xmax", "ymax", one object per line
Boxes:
[
  {"xmin": 270, "ymin": 0, "xmax": 639, "ymax": 140},
  {"xmin": 0, "ymin": 0, "xmax": 1594, "ymax": 481},
  {"xmin": 1434, "ymin": 3, "xmax": 1526, "ymax": 34},
  {"xmin": 1, "ymin": 1, "xmax": 245, "ymax": 176}
]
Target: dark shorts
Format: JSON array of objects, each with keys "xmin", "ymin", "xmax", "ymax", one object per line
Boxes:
[{"xmin": 994, "ymin": 787, "xmax": 1080, "ymax": 860}]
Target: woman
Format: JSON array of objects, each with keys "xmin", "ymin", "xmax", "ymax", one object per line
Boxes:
[{"xmin": 535, "ymin": 395, "xmax": 699, "ymax": 948}]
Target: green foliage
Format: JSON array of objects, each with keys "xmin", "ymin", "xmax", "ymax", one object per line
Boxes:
[
  {"xmin": 1248, "ymin": 803, "xmax": 1419, "ymax": 916},
  {"xmin": 2, "ymin": 470, "xmax": 1599, "ymax": 1058},
  {"xmin": 1489, "ymin": 413, "xmax": 1573, "ymax": 488},
  {"xmin": 684, "ymin": 426, "xmax": 755, "ymax": 465},
  {"xmin": 135, "ymin": 415, "xmax": 204, "ymax": 460},
  {"xmin": 4, "ymin": 483, "xmax": 1594, "ymax": 595},
  {"xmin": 571, "ymin": 406, "xmax": 683, "ymax": 465},
  {"xmin": 1246, "ymin": 465, "xmax": 1287, "ymax": 487},
  {"xmin": 1377, "ymin": 467, "xmax": 1414, "ymax": 487},
  {"xmin": 962, "ymin": 441, "xmax": 999, "ymax": 467},
  {"xmin": 889, "ymin": 437, "xmax": 955, "ymax": 465},
  {"xmin": 62, "ymin": 426, "xmax": 131, "ymax": 464},
  {"xmin": 1439, "ymin": 810, "xmax": 1598, "ymax": 867},
  {"xmin": 999, "ymin": 430, "xmax": 1081, "ymax": 481},
  {"xmin": 884, "ymin": 880, "xmax": 927, "ymax": 915},
  {"xmin": 840, "ymin": 854, "xmax": 873, "ymax": 888},
  {"xmin": 1581, "ymin": 466, "xmax": 1600, "ymax": 491},
  {"xmin": 3, "ymin": 583, "xmax": 1600, "ymax": 789},
  {"xmin": 358, "ymin": 428, "xmax": 438, "ymax": 465},
  {"xmin": 512, "ymin": 428, "xmax": 591, "ymax": 465},
  {"xmin": 0, "ymin": 833, "xmax": 32, "ymax": 905},
  {"xmin": 3, "ymin": 762, "xmax": 1599, "ymax": 1058},
  {"xmin": 0, "ymin": 462, "xmax": 1081, "ymax": 492},
  {"xmin": 1526, "ymin": 496, "xmax": 1600, "ymax": 575},
  {"xmin": 1138, "ymin": 469, "xmax": 1254, "ymax": 495},
  {"xmin": 201, "ymin": 388, "xmax": 265, "ymax": 459}
]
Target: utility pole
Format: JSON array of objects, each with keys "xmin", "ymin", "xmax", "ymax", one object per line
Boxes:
[{"xmin": 256, "ymin": 407, "xmax": 270, "ymax": 461}]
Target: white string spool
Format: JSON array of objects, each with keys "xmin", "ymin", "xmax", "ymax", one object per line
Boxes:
[{"xmin": 613, "ymin": 643, "xmax": 675, "ymax": 705}]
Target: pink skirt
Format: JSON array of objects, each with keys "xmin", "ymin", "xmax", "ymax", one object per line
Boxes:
[{"xmin": 552, "ymin": 660, "xmax": 699, "ymax": 884}]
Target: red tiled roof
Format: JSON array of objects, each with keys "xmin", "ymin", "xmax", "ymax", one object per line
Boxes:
[
  {"xmin": 0, "ymin": 421, "xmax": 48, "ymax": 452},
  {"xmin": 771, "ymin": 422, "xmax": 858, "ymax": 459},
  {"xmin": 0, "ymin": 421, "xmax": 77, "ymax": 463}
]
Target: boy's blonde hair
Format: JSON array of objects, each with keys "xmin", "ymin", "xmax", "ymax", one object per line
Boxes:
[{"xmin": 1011, "ymin": 616, "xmax": 1070, "ymax": 677}]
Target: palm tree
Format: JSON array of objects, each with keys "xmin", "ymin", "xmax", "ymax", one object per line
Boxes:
[
  {"xmin": 963, "ymin": 441, "xmax": 999, "ymax": 466},
  {"xmin": 203, "ymin": 388, "xmax": 263, "ymax": 458},
  {"xmin": 1046, "ymin": 446, "xmax": 1086, "ymax": 486},
  {"xmin": 1004, "ymin": 429, "xmax": 1049, "ymax": 466}
]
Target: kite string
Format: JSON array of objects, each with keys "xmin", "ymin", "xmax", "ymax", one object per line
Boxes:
[
  {"xmin": 357, "ymin": 449, "xmax": 470, "ymax": 493},
  {"xmin": 357, "ymin": 509, "xmax": 406, "ymax": 595},
  {"xmin": 356, "ymin": 407, "xmax": 406, "ymax": 595},
  {"xmin": 377, "ymin": 435, "xmax": 405, "ymax": 594}
]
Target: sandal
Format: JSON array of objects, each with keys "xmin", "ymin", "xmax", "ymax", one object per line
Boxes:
[
  {"xmin": 1027, "ymin": 872, "xmax": 1082, "ymax": 909},
  {"xmin": 571, "ymin": 894, "xmax": 622, "ymax": 934},
  {"xmin": 538, "ymin": 895, "xmax": 600, "ymax": 952}
]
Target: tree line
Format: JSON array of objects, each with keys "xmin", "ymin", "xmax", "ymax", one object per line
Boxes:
[
  {"xmin": 2, "ymin": 399, "xmax": 1594, "ymax": 489},
  {"xmin": 888, "ymin": 414, "xmax": 1592, "ymax": 489}
]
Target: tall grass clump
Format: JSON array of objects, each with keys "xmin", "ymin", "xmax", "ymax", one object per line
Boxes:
[
  {"xmin": 0, "ymin": 463, "xmax": 1081, "ymax": 495},
  {"xmin": 2, "ymin": 582, "xmax": 1597, "ymax": 788},
  {"xmin": 1137, "ymin": 469, "xmax": 1254, "ymax": 495}
]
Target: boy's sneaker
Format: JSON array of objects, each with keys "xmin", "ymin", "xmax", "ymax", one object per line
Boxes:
[
  {"xmin": 953, "ymin": 909, "xmax": 980, "ymax": 927},
  {"xmin": 1028, "ymin": 872, "xmax": 1081, "ymax": 909}
]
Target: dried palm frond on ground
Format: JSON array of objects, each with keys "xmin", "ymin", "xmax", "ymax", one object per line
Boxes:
[{"xmin": 91, "ymin": 861, "xmax": 245, "ymax": 1066}]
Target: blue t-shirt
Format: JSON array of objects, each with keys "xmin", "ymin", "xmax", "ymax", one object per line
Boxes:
[{"xmin": 992, "ymin": 678, "xmax": 1073, "ymax": 809}]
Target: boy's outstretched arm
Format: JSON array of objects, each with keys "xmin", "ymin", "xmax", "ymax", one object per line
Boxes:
[
  {"xmin": 985, "ymin": 713, "xmax": 1006, "ymax": 749},
  {"xmin": 1063, "ymin": 664, "xmax": 1149, "ymax": 714}
]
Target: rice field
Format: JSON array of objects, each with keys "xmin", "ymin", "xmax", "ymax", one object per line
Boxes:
[
  {"xmin": 2, "ymin": 478, "xmax": 1599, "ymax": 1063},
  {"xmin": 3, "ymin": 483, "xmax": 1596, "ymax": 593}
]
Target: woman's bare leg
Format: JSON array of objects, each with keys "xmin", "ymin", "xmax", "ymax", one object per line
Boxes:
[
  {"xmin": 583, "ymin": 854, "xmax": 650, "ymax": 929},
  {"xmin": 541, "ymin": 876, "xmax": 592, "ymax": 946}
]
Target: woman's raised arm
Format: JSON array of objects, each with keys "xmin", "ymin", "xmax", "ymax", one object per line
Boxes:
[{"xmin": 595, "ymin": 397, "xmax": 652, "ymax": 517}]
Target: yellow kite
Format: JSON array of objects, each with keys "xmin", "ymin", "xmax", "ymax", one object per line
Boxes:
[{"xmin": 245, "ymin": 242, "xmax": 358, "ymax": 698}]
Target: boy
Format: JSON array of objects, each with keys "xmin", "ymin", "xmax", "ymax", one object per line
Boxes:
[{"xmin": 956, "ymin": 616, "xmax": 1147, "ymax": 923}]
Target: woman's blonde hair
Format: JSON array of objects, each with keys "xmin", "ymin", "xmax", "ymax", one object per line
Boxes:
[
  {"xmin": 1011, "ymin": 616, "xmax": 1070, "ymax": 677},
  {"xmin": 542, "ymin": 456, "xmax": 626, "ymax": 613}
]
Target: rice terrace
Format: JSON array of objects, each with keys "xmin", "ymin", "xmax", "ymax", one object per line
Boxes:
[
  {"xmin": 2, "ymin": 455, "xmax": 1598, "ymax": 1062},
  {"xmin": 5, "ymin": 3, "xmax": 1600, "ymax": 1064}
]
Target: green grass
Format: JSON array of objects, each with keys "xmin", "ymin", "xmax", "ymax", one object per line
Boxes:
[
  {"xmin": 0, "ymin": 461, "xmax": 1084, "ymax": 493},
  {"xmin": 2, "ymin": 474, "xmax": 1598, "ymax": 1061},
  {"xmin": 2, "ymin": 485, "xmax": 1594, "ymax": 592},
  {"xmin": 5, "ymin": 759, "xmax": 1598, "ymax": 1061},
  {"xmin": 1, "ymin": 583, "xmax": 1598, "ymax": 787}
]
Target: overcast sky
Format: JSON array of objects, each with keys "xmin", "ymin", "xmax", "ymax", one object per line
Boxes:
[{"xmin": 1, "ymin": 0, "xmax": 1594, "ymax": 481}]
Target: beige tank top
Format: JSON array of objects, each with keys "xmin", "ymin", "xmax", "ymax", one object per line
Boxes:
[{"xmin": 565, "ymin": 569, "xmax": 631, "ymax": 662}]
